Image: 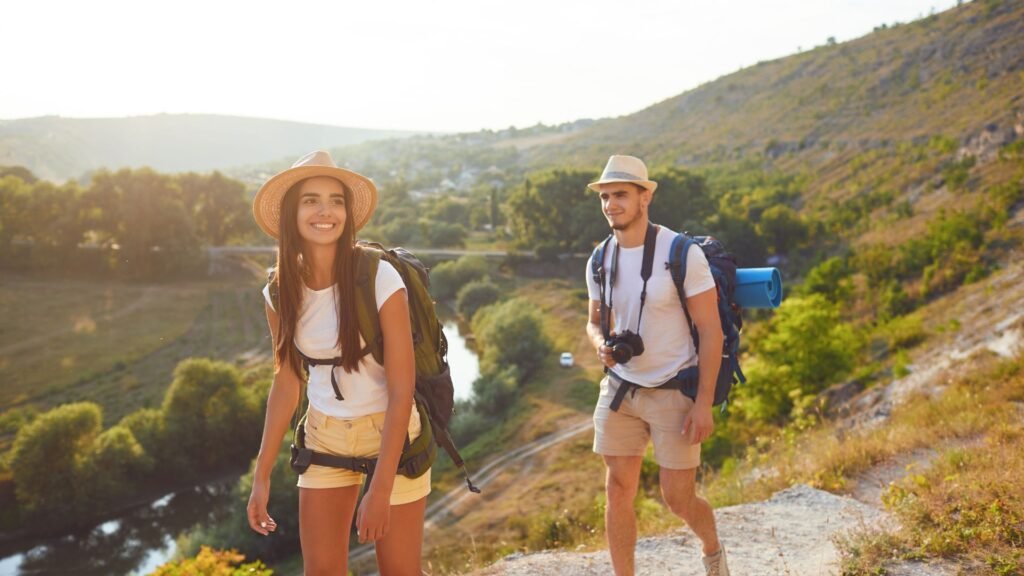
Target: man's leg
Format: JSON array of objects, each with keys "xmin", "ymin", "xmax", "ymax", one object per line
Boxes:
[
  {"xmin": 659, "ymin": 467, "xmax": 721, "ymax": 555},
  {"xmin": 604, "ymin": 455, "xmax": 643, "ymax": 576}
]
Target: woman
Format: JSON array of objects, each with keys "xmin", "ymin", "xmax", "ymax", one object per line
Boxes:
[{"xmin": 246, "ymin": 150, "xmax": 428, "ymax": 575}]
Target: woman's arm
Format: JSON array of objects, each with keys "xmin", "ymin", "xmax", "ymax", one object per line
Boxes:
[
  {"xmin": 247, "ymin": 301, "xmax": 303, "ymax": 535},
  {"xmin": 356, "ymin": 287, "xmax": 415, "ymax": 543}
]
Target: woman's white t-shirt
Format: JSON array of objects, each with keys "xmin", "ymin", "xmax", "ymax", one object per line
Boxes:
[{"xmin": 262, "ymin": 261, "xmax": 406, "ymax": 418}]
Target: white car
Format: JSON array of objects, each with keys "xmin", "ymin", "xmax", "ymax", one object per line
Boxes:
[{"xmin": 559, "ymin": 352, "xmax": 574, "ymax": 368}]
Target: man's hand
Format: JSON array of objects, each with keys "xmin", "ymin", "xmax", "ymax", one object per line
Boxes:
[
  {"xmin": 682, "ymin": 404, "xmax": 714, "ymax": 445},
  {"xmin": 597, "ymin": 343, "xmax": 618, "ymax": 369}
]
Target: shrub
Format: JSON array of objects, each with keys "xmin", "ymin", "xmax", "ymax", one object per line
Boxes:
[
  {"xmin": 472, "ymin": 298, "xmax": 551, "ymax": 377},
  {"xmin": 430, "ymin": 256, "xmax": 489, "ymax": 300},
  {"xmin": 456, "ymin": 279, "xmax": 501, "ymax": 320}
]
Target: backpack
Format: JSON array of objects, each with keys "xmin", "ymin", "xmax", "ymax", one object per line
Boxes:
[
  {"xmin": 589, "ymin": 227, "xmax": 746, "ymax": 411},
  {"xmin": 268, "ymin": 241, "xmax": 480, "ymax": 492},
  {"xmin": 667, "ymin": 233, "xmax": 746, "ymax": 410}
]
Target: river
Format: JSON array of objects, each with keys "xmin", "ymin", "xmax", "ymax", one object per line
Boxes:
[{"xmin": 0, "ymin": 321, "xmax": 479, "ymax": 576}]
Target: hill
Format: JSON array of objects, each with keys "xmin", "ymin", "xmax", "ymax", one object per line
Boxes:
[
  {"xmin": 525, "ymin": 0, "xmax": 1023, "ymax": 169},
  {"xmin": 0, "ymin": 114, "xmax": 420, "ymax": 181}
]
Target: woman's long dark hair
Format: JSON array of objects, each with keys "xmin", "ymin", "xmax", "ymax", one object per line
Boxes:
[{"xmin": 273, "ymin": 178, "xmax": 362, "ymax": 380}]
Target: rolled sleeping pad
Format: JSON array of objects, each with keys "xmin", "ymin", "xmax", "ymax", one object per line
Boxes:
[{"xmin": 734, "ymin": 268, "xmax": 783, "ymax": 309}]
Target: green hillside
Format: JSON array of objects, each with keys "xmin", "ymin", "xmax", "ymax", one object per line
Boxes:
[
  {"xmin": 0, "ymin": 114, "xmax": 420, "ymax": 181},
  {"xmin": 528, "ymin": 0, "xmax": 1022, "ymax": 168}
]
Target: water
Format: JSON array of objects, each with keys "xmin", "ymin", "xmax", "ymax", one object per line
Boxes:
[
  {"xmin": 0, "ymin": 480, "xmax": 237, "ymax": 576},
  {"xmin": 444, "ymin": 320, "xmax": 480, "ymax": 401}
]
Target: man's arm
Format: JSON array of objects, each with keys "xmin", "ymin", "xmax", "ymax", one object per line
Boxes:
[{"xmin": 683, "ymin": 288, "xmax": 724, "ymax": 444}]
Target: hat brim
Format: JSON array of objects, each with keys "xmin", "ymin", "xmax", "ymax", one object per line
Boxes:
[
  {"xmin": 252, "ymin": 165, "xmax": 378, "ymax": 240},
  {"xmin": 587, "ymin": 177, "xmax": 658, "ymax": 193}
]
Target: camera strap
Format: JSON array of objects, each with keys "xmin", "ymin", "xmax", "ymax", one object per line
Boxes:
[{"xmin": 600, "ymin": 223, "xmax": 658, "ymax": 339}]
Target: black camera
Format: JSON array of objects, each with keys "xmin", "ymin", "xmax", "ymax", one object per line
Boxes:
[{"xmin": 606, "ymin": 330, "xmax": 645, "ymax": 364}]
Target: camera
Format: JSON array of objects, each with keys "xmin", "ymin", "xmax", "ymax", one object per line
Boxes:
[{"xmin": 606, "ymin": 330, "xmax": 645, "ymax": 364}]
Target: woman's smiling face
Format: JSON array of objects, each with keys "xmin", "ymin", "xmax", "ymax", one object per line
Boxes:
[{"xmin": 295, "ymin": 176, "xmax": 347, "ymax": 247}]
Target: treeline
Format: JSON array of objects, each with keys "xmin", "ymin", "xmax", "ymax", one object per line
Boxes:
[
  {"xmin": 503, "ymin": 163, "xmax": 813, "ymax": 268},
  {"xmin": 0, "ymin": 166, "xmax": 257, "ymax": 278},
  {"xmin": 3, "ymin": 359, "xmax": 264, "ymax": 531}
]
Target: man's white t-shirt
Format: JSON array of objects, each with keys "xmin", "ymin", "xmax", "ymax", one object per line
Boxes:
[
  {"xmin": 586, "ymin": 225, "xmax": 716, "ymax": 387},
  {"xmin": 262, "ymin": 261, "xmax": 406, "ymax": 418}
]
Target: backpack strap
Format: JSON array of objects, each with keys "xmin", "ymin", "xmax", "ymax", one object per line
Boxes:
[
  {"xmin": 354, "ymin": 246, "xmax": 386, "ymax": 365},
  {"xmin": 591, "ymin": 235, "xmax": 613, "ymax": 340},
  {"xmin": 668, "ymin": 233, "xmax": 700, "ymax": 347}
]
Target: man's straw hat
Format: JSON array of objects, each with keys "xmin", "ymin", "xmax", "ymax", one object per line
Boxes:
[
  {"xmin": 252, "ymin": 150, "xmax": 378, "ymax": 240},
  {"xmin": 587, "ymin": 155, "xmax": 658, "ymax": 193}
]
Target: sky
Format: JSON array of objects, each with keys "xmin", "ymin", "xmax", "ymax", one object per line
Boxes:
[{"xmin": 2, "ymin": 0, "xmax": 959, "ymax": 133}]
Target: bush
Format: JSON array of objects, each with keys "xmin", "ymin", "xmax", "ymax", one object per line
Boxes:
[
  {"xmin": 77, "ymin": 425, "xmax": 152, "ymax": 512},
  {"xmin": 151, "ymin": 546, "xmax": 272, "ymax": 576},
  {"xmin": 456, "ymin": 279, "xmax": 501, "ymax": 320},
  {"xmin": 162, "ymin": 359, "xmax": 261, "ymax": 473},
  {"xmin": 472, "ymin": 298, "xmax": 551, "ymax": 377},
  {"xmin": 471, "ymin": 366, "xmax": 521, "ymax": 417},
  {"xmin": 430, "ymin": 255, "xmax": 489, "ymax": 300},
  {"xmin": 8, "ymin": 402, "xmax": 102, "ymax": 520}
]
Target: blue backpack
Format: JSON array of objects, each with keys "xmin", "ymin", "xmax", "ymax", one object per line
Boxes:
[{"xmin": 668, "ymin": 233, "xmax": 746, "ymax": 409}]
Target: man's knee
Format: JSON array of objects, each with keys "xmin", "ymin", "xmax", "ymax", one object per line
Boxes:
[
  {"xmin": 660, "ymin": 468, "xmax": 699, "ymax": 519},
  {"xmin": 604, "ymin": 457, "xmax": 641, "ymax": 505}
]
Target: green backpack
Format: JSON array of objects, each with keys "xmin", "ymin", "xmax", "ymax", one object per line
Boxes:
[{"xmin": 269, "ymin": 241, "xmax": 479, "ymax": 492}]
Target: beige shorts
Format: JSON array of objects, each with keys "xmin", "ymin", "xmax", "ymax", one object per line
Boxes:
[
  {"xmin": 593, "ymin": 376, "xmax": 701, "ymax": 470},
  {"xmin": 297, "ymin": 405, "xmax": 431, "ymax": 505}
]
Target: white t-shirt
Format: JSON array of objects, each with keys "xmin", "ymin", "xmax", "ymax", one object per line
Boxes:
[
  {"xmin": 262, "ymin": 261, "xmax": 406, "ymax": 417},
  {"xmin": 585, "ymin": 225, "xmax": 716, "ymax": 387}
]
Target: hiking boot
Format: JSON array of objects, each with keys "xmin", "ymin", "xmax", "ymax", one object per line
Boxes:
[{"xmin": 702, "ymin": 545, "xmax": 730, "ymax": 576}]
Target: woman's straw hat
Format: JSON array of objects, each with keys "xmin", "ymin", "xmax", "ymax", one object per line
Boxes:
[{"xmin": 252, "ymin": 150, "xmax": 378, "ymax": 239}]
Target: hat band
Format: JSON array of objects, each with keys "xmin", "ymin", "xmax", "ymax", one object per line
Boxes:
[{"xmin": 602, "ymin": 171, "xmax": 645, "ymax": 181}]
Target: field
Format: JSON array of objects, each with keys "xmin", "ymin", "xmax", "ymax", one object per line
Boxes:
[{"xmin": 0, "ymin": 272, "xmax": 269, "ymax": 447}]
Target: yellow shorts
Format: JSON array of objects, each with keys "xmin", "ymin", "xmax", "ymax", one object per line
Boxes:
[{"xmin": 297, "ymin": 405, "xmax": 432, "ymax": 505}]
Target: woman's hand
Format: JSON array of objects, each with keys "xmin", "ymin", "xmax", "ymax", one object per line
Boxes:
[
  {"xmin": 246, "ymin": 477, "xmax": 278, "ymax": 536},
  {"xmin": 355, "ymin": 486, "xmax": 391, "ymax": 543}
]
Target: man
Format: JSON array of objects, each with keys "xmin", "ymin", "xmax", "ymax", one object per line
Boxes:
[{"xmin": 585, "ymin": 155, "xmax": 729, "ymax": 576}]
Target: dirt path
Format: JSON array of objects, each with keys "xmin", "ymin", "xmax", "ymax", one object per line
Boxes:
[{"xmin": 475, "ymin": 485, "xmax": 885, "ymax": 576}]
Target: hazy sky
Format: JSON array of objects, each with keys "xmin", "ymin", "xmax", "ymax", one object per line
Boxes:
[{"xmin": 3, "ymin": 0, "xmax": 958, "ymax": 132}]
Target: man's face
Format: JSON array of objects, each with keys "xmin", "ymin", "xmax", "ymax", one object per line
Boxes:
[{"xmin": 598, "ymin": 182, "xmax": 650, "ymax": 231}]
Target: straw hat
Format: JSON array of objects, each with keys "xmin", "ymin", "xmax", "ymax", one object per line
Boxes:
[
  {"xmin": 252, "ymin": 150, "xmax": 378, "ymax": 239},
  {"xmin": 587, "ymin": 155, "xmax": 658, "ymax": 193}
]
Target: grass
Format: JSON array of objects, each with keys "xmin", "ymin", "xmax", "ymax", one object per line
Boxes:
[
  {"xmin": 0, "ymin": 275, "xmax": 268, "ymax": 444},
  {"xmin": 836, "ymin": 356, "xmax": 1024, "ymax": 575}
]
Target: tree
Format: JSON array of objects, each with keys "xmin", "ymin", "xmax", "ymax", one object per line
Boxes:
[
  {"xmin": 735, "ymin": 295, "xmax": 860, "ymax": 422},
  {"xmin": 76, "ymin": 425, "xmax": 152, "ymax": 511},
  {"xmin": 472, "ymin": 298, "xmax": 551, "ymax": 377},
  {"xmin": 430, "ymin": 256, "xmax": 489, "ymax": 300},
  {"xmin": 505, "ymin": 169, "xmax": 603, "ymax": 253},
  {"xmin": 162, "ymin": 359, "xmax": 260, "ymax": 472},
  {"xmin": 757, "ymin": 205, "xmax": 808, "ymax": 255},
  {"xmin": 456, "ymin": 279, "xmax": 501, "ymax": 319},
  {"xmin": 82, "ymin": 168, "xmax": 201, "ymax": 278},
  {"xmin": 8, "ymin": 402, "xmax": 103, "ymax": 520},
  {"xmin": 648, "ymin": 167, "xmax": 714, "ymax": 232},
  {"xmin": 177, "ymin": 171, "xmax": 250, "ymax": 246}
]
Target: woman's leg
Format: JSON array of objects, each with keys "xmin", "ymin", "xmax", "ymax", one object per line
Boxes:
[
  {"xmin": 299, "ymin": 485, "xmax": 360, "ymax": 576},
  {"xmin": 374, "ymin": 495, "xmax": 427, "ymax": 576}
]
